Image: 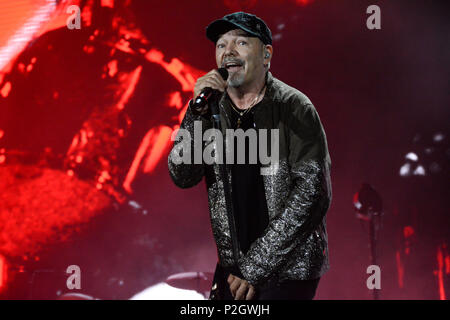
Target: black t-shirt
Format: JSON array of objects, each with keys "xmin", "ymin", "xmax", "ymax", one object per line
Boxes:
[{"xmin": 227, "ymin": 98, "xmax": 269, "ymax": 254}]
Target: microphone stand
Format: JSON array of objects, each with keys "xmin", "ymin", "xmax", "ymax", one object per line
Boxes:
[
  {"xmin": 209, "ymin": 96, "xmax": 241, "ymax": 266},
  {"xmin": 357, "ymin": 208, "xmax": 382, "ymax": 300}
]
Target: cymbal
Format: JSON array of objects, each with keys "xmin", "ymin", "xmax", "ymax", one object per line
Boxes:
[
  {"xmin": 58, "ymin": 293, "xmax": 96, "ymax": 300},
  {"xmin": 166, "ymin": 271, "xmax": 214, "ymax": 293}
]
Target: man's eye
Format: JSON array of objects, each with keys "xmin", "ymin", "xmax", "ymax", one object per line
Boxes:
[
  {"xmin": 217, "ymin": 43, "xmax": 225, "ymax": 49},
  {"xmin": 238, "ymin": 41, "xmax": 247, "ymax": 45}
]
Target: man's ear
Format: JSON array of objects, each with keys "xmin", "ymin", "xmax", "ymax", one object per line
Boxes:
[
  {"xmin": 263, "ymin": 45, "xmax": 273, "ymax": 60},
  {"xmin": 263, "ymin": 44, "xmax": 273, "ymax": 67}
]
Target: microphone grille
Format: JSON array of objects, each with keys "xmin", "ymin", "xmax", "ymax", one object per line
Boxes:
[{"xmin": 218, "ymin": 67, "xmax": 229, "ymax": 81}]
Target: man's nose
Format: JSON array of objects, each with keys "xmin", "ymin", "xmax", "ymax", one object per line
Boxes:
[{"xmin": 224, "ymin": 42, "xmax": 238, "ymax": 56}]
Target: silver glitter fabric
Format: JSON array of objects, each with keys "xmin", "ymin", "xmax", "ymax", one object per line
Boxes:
[
  {"xmin": 168, "ymin": 72, "xmax": 332, "ymax": 287},
  {"xmin": 239, "ymin": 159, "xmax": 332, "ymax": 286},
  {"xmin": 168, "ymin": 106, "xmax": 210, "ymax": 189}
]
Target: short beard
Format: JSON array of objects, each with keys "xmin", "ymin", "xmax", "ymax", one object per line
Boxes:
[{"xmin": 227, "ymin": 72, "xmax": 245, "ymax": 88}]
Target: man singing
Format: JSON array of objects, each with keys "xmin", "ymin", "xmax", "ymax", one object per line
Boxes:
[{"xmin": 168, "ymin": 12, "xmax": 332, "ymax": 300}]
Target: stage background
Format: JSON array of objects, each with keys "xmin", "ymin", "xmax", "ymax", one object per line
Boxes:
[{"xmin": 0, "ymin": 0, "xmax": 448, "ymax": 300}]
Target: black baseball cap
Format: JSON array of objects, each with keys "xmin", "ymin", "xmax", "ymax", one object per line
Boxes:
[{"xmin": 206, "ymin": 12, "xmax": 272, "ymax": 45}]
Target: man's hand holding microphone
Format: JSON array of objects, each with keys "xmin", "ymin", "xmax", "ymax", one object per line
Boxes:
[{"xmin": 192, "ymin": 68, "xmax": 228, "ymax": 116}]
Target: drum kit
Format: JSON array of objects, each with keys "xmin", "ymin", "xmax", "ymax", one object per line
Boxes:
[
  {"xmin": 166, "ymin": 271, "xmax": 214, "ymax": 299},
  {"xmin": 55, "ymin": 272, "xmax": 214, "ymax": 300}
]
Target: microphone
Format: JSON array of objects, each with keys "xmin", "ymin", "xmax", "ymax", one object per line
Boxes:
[{"xmin": 192, "ymin": 68, "xmax": 228, "ymax": 112}]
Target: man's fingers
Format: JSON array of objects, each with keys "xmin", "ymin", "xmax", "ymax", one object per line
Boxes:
[
  {"xmin": 227, "ymin": 274, "xmax": 234, "ymax": 284},
  {"xmin": 246, "ymin": 286, "xmax": 255, "ymax": 300},
  {"xmin": 204, "ymin": 76, "xmax": 226, "ymax": 91},
  {"xmin": 204, "ymin": 78, "xmax": 224, "ymax": 91},
  {"xmin": 235, "ymin": 282, "xmax": 248, "ymax": 300},
  {"xmin": 212, "ymin": 69, "xmax": 228, "ymax": 82},
  {"xmin": 194, "ymin": 69, "xmax": 227, "ymax": 97},
  {"xmin": 196, "ymin": 79, "xmax": 223, "ymax": 94},
  {"xmin": 229, "ymin": 279, "xmax": 241, "ymax": 297},
  {"xmin": 206, "ymin": 70, "xmax": 227, "ymax": 88}
]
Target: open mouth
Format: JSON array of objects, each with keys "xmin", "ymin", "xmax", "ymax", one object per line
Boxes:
[{"xmin": 224, "ymin": 61, "xmax": 244, "ymax": 72}]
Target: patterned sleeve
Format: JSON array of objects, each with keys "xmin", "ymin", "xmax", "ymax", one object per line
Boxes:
[{"xmin": 168, "ymin": 101, "xmax": 212, "ymax": 188}]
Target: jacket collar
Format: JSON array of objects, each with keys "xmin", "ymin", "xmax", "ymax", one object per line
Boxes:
[{"xmin": 255, "ymin": 71, "xmax": 275, "ymax": 113}]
